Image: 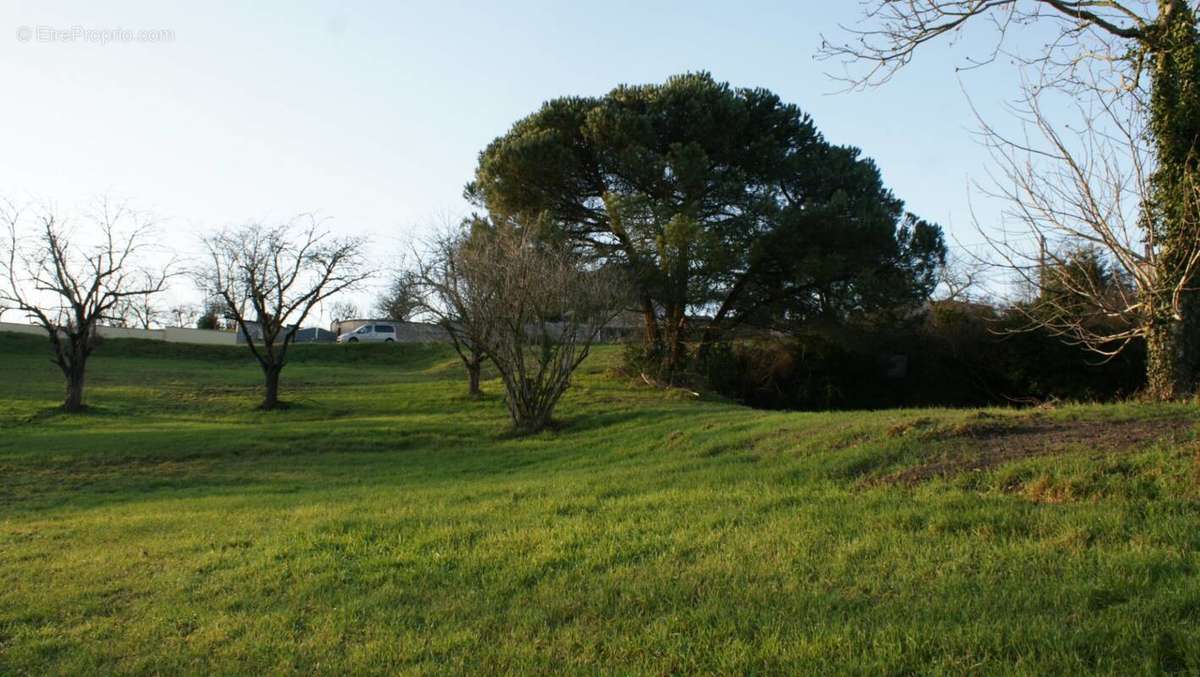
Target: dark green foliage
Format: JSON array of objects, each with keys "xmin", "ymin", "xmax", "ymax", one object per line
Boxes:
[
  {"xmin": 195, "ymin": 312, "xmax": 218, "ymax": 330},
  {"xmin": 1034, "ymin": 247, "xmax": 1133, "ymax": 325},
  {"xmin": 470, "ymin": 72, "xmax": 945, "ymax": 371},
  {"xmin": 700, "ymin": 305, "xmax": 1146, "ymax": 410},
  {"xmin": 735, "ymin": 211, "xmax": 945, "ymax": 326},
  {"xmin": 196, "ymin": 297, "xmax": 232, "ymax": 331},
  {"xmin": 701, "ymin": 334, "xmax": 860, "ymax": 409}
]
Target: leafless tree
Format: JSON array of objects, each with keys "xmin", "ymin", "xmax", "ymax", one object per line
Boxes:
[
  {"xmin": 374, "ymin": 269, "xmax": 422, "ymax": 321},
  {"xmin": 113, "ymin": 291, "xmax": 161, "ymax": 329},
  {"xmin": 168, "ymin": 303, "xmax": 200, "ymax": 329},
  {"xmin": 977, "ymin": 74, "xmax": 1200, "ymax": 377},
  {"xmin": 0, "ymin": 199, "xmax": 175, "ymax": 411},
  {"xmin": 328, "ymin": 300, "xmax": 360, "ymax": 322},
  {"xmin": 821, "ymin": 1, "xmax": 1200, "ymax": 398},
  {"xmin": 935, "ymin": 250, "xmax": 992, "ymax": 303},
  {"xmin": 455, "ymin": 224, "xmax": 628, "ymax": 433},
  {"xmin": 411, "ymin": 224, "xmax": 490, "ymax": 397},
  {"xmin": 199, "ymin": 217, "xmax": 370, "ymax": 410}
]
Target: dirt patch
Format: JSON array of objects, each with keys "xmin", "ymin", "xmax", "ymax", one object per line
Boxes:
[{"xmin": 885, "ymin": 417, "xmax": 1195, "ymax": 485}]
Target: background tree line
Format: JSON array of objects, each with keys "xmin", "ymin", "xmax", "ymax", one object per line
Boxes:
[{"xmin": 9, "ymin": 47, "xmax": 1200, "ymax": 422}]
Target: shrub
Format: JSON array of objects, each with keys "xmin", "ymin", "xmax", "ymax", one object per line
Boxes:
[{"xmin": 694, "ymin": 304, "xmax": 1145, "ymax": 410}]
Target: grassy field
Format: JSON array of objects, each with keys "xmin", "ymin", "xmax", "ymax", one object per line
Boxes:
[{"xmin": 1, "ymin": 331, "xmax": 1199, "ymax": 674}]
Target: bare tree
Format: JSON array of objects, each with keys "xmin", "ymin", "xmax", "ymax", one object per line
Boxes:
[
  {"xmin": 935, "ymin": 250, "xmax": 993, "ymax": 303},
  {"xmin": 199, "ymin": 218, "xmax": 370, "ymax": 410},
  {"xmin": 168, "ymin": 303, "xmax": 200, "ymax": 329},
  {"xmin": 0, "ymin": 199, "xmax": 174, "ymax": 411},
  {"xmin": 977, "ymin": 77, "xmax": 1200, "ymax": 391},
  {"xmin": 821, "ymin": 1, "xmax": 1200, "ymax": 398},
  {"xmin": 113, "ymin": 291, "xmax": 160, "ymax": 329},
  {"xmin": 374, "ymin": 269, "xmax": 421, "ymax": 321},
  {"xmin": 456, "ymin": 224, "xmax": 628, "ymax": 433},
  {"xmin": 328, "ymin": 300, "xmax": 359, "ymax": 322},
  {"xmin": 412, "ymin": 225, "xmax": 490, "ymax": 397}
]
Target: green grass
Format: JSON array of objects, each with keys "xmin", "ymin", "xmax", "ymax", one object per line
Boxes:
[{"xmin": 1, "ymin": 331, "xmax": 1199, "ymax": 674}]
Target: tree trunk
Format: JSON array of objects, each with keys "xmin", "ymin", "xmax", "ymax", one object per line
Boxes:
[
  {"xmin": 512, "ymin": 404, "xmax": 552, "ymax": 434},
  {"xmin": 501, "ymin": 374, "xmax": 555, "ymax": 434},
  {"xmin": 63, "ymin": 366, "xmax": 86, "ymax": 412},
  {"xmin": 1147, "ymin": 1, "xmax": 1200, "ymax": 394},
  {"xmin": 261, "ymin": 364, "xmax": 282, "ymax": 410},
  {"xmin": 467, "ymin": 357, "xmax": 482, "ymax": 397},
  {"xmin": 696, "ymin": 314, "xmax": 722, "ymax": 364},
  {"xmin": 696, "ymin": 273, "xmax": 751, "ymax": 363},
  {"xmin": 663, "ymin": 304, "xmax": 687, "ymax": 374},
  {"xmin": 640, "ymin": 296, "xmax": 661, "ymax": 353},
  {"xmin": 1146, "ymin": 318, "xmax": 1192, "ymax": 400}
]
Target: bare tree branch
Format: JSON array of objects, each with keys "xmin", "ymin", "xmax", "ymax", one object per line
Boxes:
[{"xmin": 818, "ymin": 1, "xmax": 1157, "ymax": 91}]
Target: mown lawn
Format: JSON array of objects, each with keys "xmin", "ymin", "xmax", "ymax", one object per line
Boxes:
[{"xmin": 1, "ymin": 331, "xmax": 1199, "ymax": 674}]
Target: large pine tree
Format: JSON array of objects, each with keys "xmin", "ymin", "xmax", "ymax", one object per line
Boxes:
[{"xmin": 469, "ymin": 73, "xmax": 944, "ymax": 374}]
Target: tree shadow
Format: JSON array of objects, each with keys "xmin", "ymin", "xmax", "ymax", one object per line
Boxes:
[
  {"xmin": 0, "ymin": 418, "xmax": 571, "ymax": 515},
  {"xmin": 1, "ymin": 404, "xmax": 123, "ymax": 428}
]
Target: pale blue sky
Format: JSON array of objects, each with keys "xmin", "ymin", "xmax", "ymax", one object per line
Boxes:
[{"xmin": 1, "ymin": 1, "xmax": 1040, "ymax": 316}]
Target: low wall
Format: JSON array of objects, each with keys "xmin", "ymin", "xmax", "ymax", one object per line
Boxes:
[
  {"xmin": 2, "ymin": 320, "xmax": 632, "ymax": 346},
  {"xmin": 393, "ymin": 323, "xmax": 451, "ymax": 343},
  {"xmin": 0, "ymin": 321, "xmax": 238, "ymax": 346},
  {"xmin": 0, "ymin": 322, "xmax": 43, "ymax": 336},
  {"xmin": 96, "ymin": 326, "xmax": 167, "ymax": 341},
  {"xmin": 163, "ymin": 327, "xmax": 238, "ymax": 345}
]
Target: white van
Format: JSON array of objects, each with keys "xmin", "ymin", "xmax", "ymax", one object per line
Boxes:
[{"xmin": 337, "ymin": 323, "xmax": 397, "ymax": 343}]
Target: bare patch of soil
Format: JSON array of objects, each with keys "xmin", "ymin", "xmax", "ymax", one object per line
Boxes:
[{"xmin": 885, "ymin": 416, "xmax": 1195, "ymax": 485}]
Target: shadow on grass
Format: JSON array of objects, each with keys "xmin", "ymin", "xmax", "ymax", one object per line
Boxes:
[
  {"xmin": 554, "ymin": 406, "xmax": 709, "ymax": 436},
  {"xmin": 0, "ymin": 420, "xmax": 580, "ymax": 515},
  {"xmin": 0, "ymin": 404, "xmax": 129, "ymax": 428}
]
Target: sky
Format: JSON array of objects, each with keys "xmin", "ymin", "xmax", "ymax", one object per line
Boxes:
[{"xmin": 0, "ymin": 0, "xmax": 1050, "ymax": 324}]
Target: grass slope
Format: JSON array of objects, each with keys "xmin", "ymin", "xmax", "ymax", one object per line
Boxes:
[{"xmin": 1, "ymin": 331, "xmax": 1198, "ymax": 674}]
